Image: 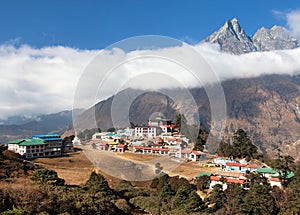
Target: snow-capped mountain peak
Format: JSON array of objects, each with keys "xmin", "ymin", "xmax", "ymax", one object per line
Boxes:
[
  {"xmin": 204, "ymin": 18, "xmax": 257, "ymax": 55},
  {"xmin": 203, "ymin": 18, "xmax": 300, "ymax": 55}
]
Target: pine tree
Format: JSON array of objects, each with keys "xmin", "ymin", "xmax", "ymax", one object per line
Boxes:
[
  {"xmin": 285, "ymin": 166, "xmax": 300, "ymax": 214},
  {"xmin": 196, "ymin": 175, "xmax": 210, "ymax": 191},
  {"xmin": 243, "ymin": 173, "xmax": 278, "ymax": 215},
  {"xmin": 83, "ymin": 172, "xmax": 113, "ymax": 196},
  {"xmin": 272, "ymin": 150, "xmax": 295, "ymax": 188},
  {"xmin": 217, "ymin": 140, "xmax": 233, "ymax": 157},
  {"xmin": 224, "ymin": 184, "xmax": 246, "ymax": 215},
  {"xmin": 171, "ymin": 185, "xmax": 191, "ymax": 210},
  {"xmin": 186, "ymin": 190, "xmax": 206, "ymax": 212},
  {"xmin": 232, "ymin": 128, "xmax": 257, "ymax": 159},
  {"xmin": 206, "ymin": 184, "xmax": 226, "ymax": 212}
]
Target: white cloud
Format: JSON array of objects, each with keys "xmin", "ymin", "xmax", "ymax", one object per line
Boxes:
[
  {"xmin": 195, "ymin": 43, "xmax": 300, "ymax": 79},
  {"xmin": 273, "ymin": 9, "xmax": 300, "ymax": 37},
  {"xmin": 0, "ymin": 44, "xmax": 98, "ymax": 119},
  {"xmin": 1, "ymin": 41, "xmax": 300, "ymax": 120},
  {"xmin": 286, "ymin": 10, "xmax": 300, "ymax": 37}
]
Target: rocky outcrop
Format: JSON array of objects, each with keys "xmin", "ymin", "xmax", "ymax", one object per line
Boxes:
[{"xmin": 203, "ymin": 18, "xmax": 300, "ymax": 55}]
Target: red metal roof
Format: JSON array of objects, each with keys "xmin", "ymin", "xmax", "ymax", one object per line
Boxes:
[
  {"xmin": 210, "ymin": 176, "xmax": 221, "ymax": 181},
  {"xmin": 210, "ymin": 176, "xmax": 247, "ymax": 184},
  {"xmin": 269, "ymin": 177, "xmax": 281, "ymax": 182},
  {"xmin": 166, "ymin": 137, "xmax": 177, "ymax": 141},
  {"xmin": 226, "ymin": 162, "xmax": 247, "ymax": 167},
  {"xmin": 225, "ymin": 162, "xmax": 260, "ymax": 169},
  {"xmin": 151, "ymin": 148, "xmax": 170, "ymax": 151},
  {"xmin": 247, "ymin": 164, "xmax": 260, "ymax": 169},
  {"xmin": 143, "ymin": 147, "xmax": 169, "ymax": 151},
  {"xmin": 181, "ymin": 149, "xmax": 193, "ymax": 154},
  {"xmin": 226, "ymin": 178, "xmax": 247, "ymax": 184},
  {"xmin": 133, "ymin": 146, "xmax": 144, "ymax": 149},
  {"xmin": 116, "ymin": 144, "xmax": 126, "ymax": 148},
  {"xmin": 192, "ymin": 151, "xmax": 204, "ymax": 156}
]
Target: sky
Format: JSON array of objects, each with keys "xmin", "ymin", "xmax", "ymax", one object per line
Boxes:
[
  {"xmin": 0, "ymin": 0, "xmax": 299, "ymax": 49},
  {"xmin": 0, "ymin": 1, "xmax": 300, "ymax": 120}
]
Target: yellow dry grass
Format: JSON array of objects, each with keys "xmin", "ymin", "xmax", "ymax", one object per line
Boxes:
[
  {"xmin": 33, "ymin": 149, "xmax": 94, "ymax": 185},
  {"xmin": 117, "ymin": 152, "xmax": 159, "ymax": 161},
  {"xmin": 170, "ymin": 162, "xmax": 220, "ymax": 181}
]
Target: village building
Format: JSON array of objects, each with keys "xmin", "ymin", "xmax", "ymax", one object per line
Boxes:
[
  {"xmin": 130, "ymin": 140, "xmax": 145, "ymax": 147},
  {"xmin": 174, "ymin": 149, "xmax": 205, "ymax": 161},
  {"xmin": 134, "ymin": 126, "xmax": 162, "ymax": 138},
  {"xmin": 209, "ymin": 175, "xmax": 248, "ymax": 190},
  {"xmin": 214, "ymin": 158, "xmax": 237, "ymax": 166},
  {"xmin": 107, "ymin": 141, "xmax": 119, "ymax": 150},
  {"xmin": 8, "ymin": 134, "xmax": 63, "ymax": 158},
  {"xmin": 117, "ymin": 127, "xmax": 134, "ymax": 138},
  {"xmin": 147, "ymin": 117, "xmax": 175, "ymax": 133},
  {"xmin": 256, "ymin": 167, "xmax": 294, "ymax": 188},
  {"xmin": 72, "ymin": 136, "xmax": 81, "ymax": 145},
  {"xmin": 190, "ymin": 151, "xmax": 205, "ymax": 162},
  {"xmin": 132, "ymin": 146, "xmax": 144, "ymax": 153},
  {"xmin": 92, "ymin": 132, "xmax": 104, "ymax": 140},
  {"xmin": 97, "ymin": 142, "xmax": 109, "ymax": 151},
  {"xmin": 224, "ymin": 162, "xmax": 260, "ymax": 173},
  {"xmin": 131, "ymin": 146, "xmax": 170, "ymax": 155},
  {"xmin": 116, "ymin": 144, "xmax": 127, "ymax": 152},
  {"xmin": 175, "ymin": 149, "xmax": 193, "ymax": 160}
]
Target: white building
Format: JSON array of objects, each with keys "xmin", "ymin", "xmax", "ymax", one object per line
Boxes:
[
  {"xmin": 174, "ymin": 149, "xmax": 205, "ymax": 161},
  {"xmin": 72, "ymin": 136, "xmax": 81, "ymax": 145},
  {"xmin": 134, "ymin": 126, "xmax": 162, "ymax": 138},
  {"xmin": 8, "ymin": 134, "xmax": 63, "ymax": 158},
  {"xmin": 117, "ymin": 127, "xmax": 134, "ymax": 137},
  {"xmin": 92, "ymin": 132, "xmax": 106, "ymax": 140}
]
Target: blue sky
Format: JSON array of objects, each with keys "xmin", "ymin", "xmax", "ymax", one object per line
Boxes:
[{"xmin": 0, "ymin": 0, "xmax": 299, "ymax": 49}]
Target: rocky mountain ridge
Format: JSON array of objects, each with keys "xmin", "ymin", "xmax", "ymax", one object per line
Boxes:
[
  {"xmin": 0, "ymin": 110, "xmax": 83, "ymax": 143},
  {"xmin": 203, "ymin": 18, "xmax": 300, "ymax": 55},
  {"xmin": 73, "ymin": 74, "xmax": 300, "ymax": 159}
]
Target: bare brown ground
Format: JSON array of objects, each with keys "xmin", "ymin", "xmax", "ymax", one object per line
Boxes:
[
  {"xmin": 33, "ymin": 146, "xmax": 221, "ymax": 187},
  {"xmin": 117, "ymin": 152, "xmax": 221, "ymax": 181},
  {"xmin": 33, "ymin": 149, "xmax": 94, "ymax": 186}
]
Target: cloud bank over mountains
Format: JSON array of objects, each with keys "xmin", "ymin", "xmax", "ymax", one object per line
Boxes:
[{"xmin": 1, "ymin": 10, "xmax": 300, "ymax": 119}]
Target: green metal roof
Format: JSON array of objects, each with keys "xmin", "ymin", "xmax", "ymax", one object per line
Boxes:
[
  {"xmin": 257, "ymin": 168, "xmax": 278, "ymax": 174},
  {"xmin": 257, "ymin": 168, "xmax": 294, "ymax": 179},
  {"xmin": 196, "ymin": 172, "xmax": 212, "ymax": 177},
  {"xmin": 8, "ymin": 139, "xmax": 26, "ymax": 144},
  {"xmin": 286, "ymin": 172, "xmax": 295, "ymax": 179},
  {"xmin": 19, "ymin": 138, "xmax": 45, "ymax": 146}
]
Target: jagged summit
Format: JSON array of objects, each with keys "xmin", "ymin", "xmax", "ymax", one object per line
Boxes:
[
  {"xmin": 204, "ymin": 18, "xmax": 257, "ymax": 55},
  {"xmin": 203, "ymin": 18, "xmax": 300, "ymax": 55},
  {"xmin": 253, "ymin": 25, "xmax": 300, "ymax": 51}
]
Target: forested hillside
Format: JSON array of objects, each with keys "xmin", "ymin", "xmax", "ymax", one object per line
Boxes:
[{"xmin": 1, "ymin": 144, "xmax": 300, "ymax": 215}]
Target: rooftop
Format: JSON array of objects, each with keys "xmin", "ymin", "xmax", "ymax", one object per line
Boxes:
[
  {"xmin": 197, "ymin": 172, "xmax": 212, "ymax": 177},
  {"xmin": 19, "ymin": 138, "xmax": 45, "ymax": 146},
  {"xmin": 192, "ymin": 151, "xmax": 205, "ymax": 156},
  {"xmin": 33, "ymin": 134, "xmax": 60, "ymax": 138},
  {"xmin": 210, "ymin": 175, "xmax": 247, "ymax": 184},
  {"xmin": 8, "ymin": 139, "xmax": 26, "ymax": 144},
  {"xmin": 257, "ymin": 168, "xmax": 278, "ymax": 174}
]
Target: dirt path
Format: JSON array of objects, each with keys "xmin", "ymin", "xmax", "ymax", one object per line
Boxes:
[{"xmin": 80, "ymin": 144, "xmax": 184, "ymax": 181}]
